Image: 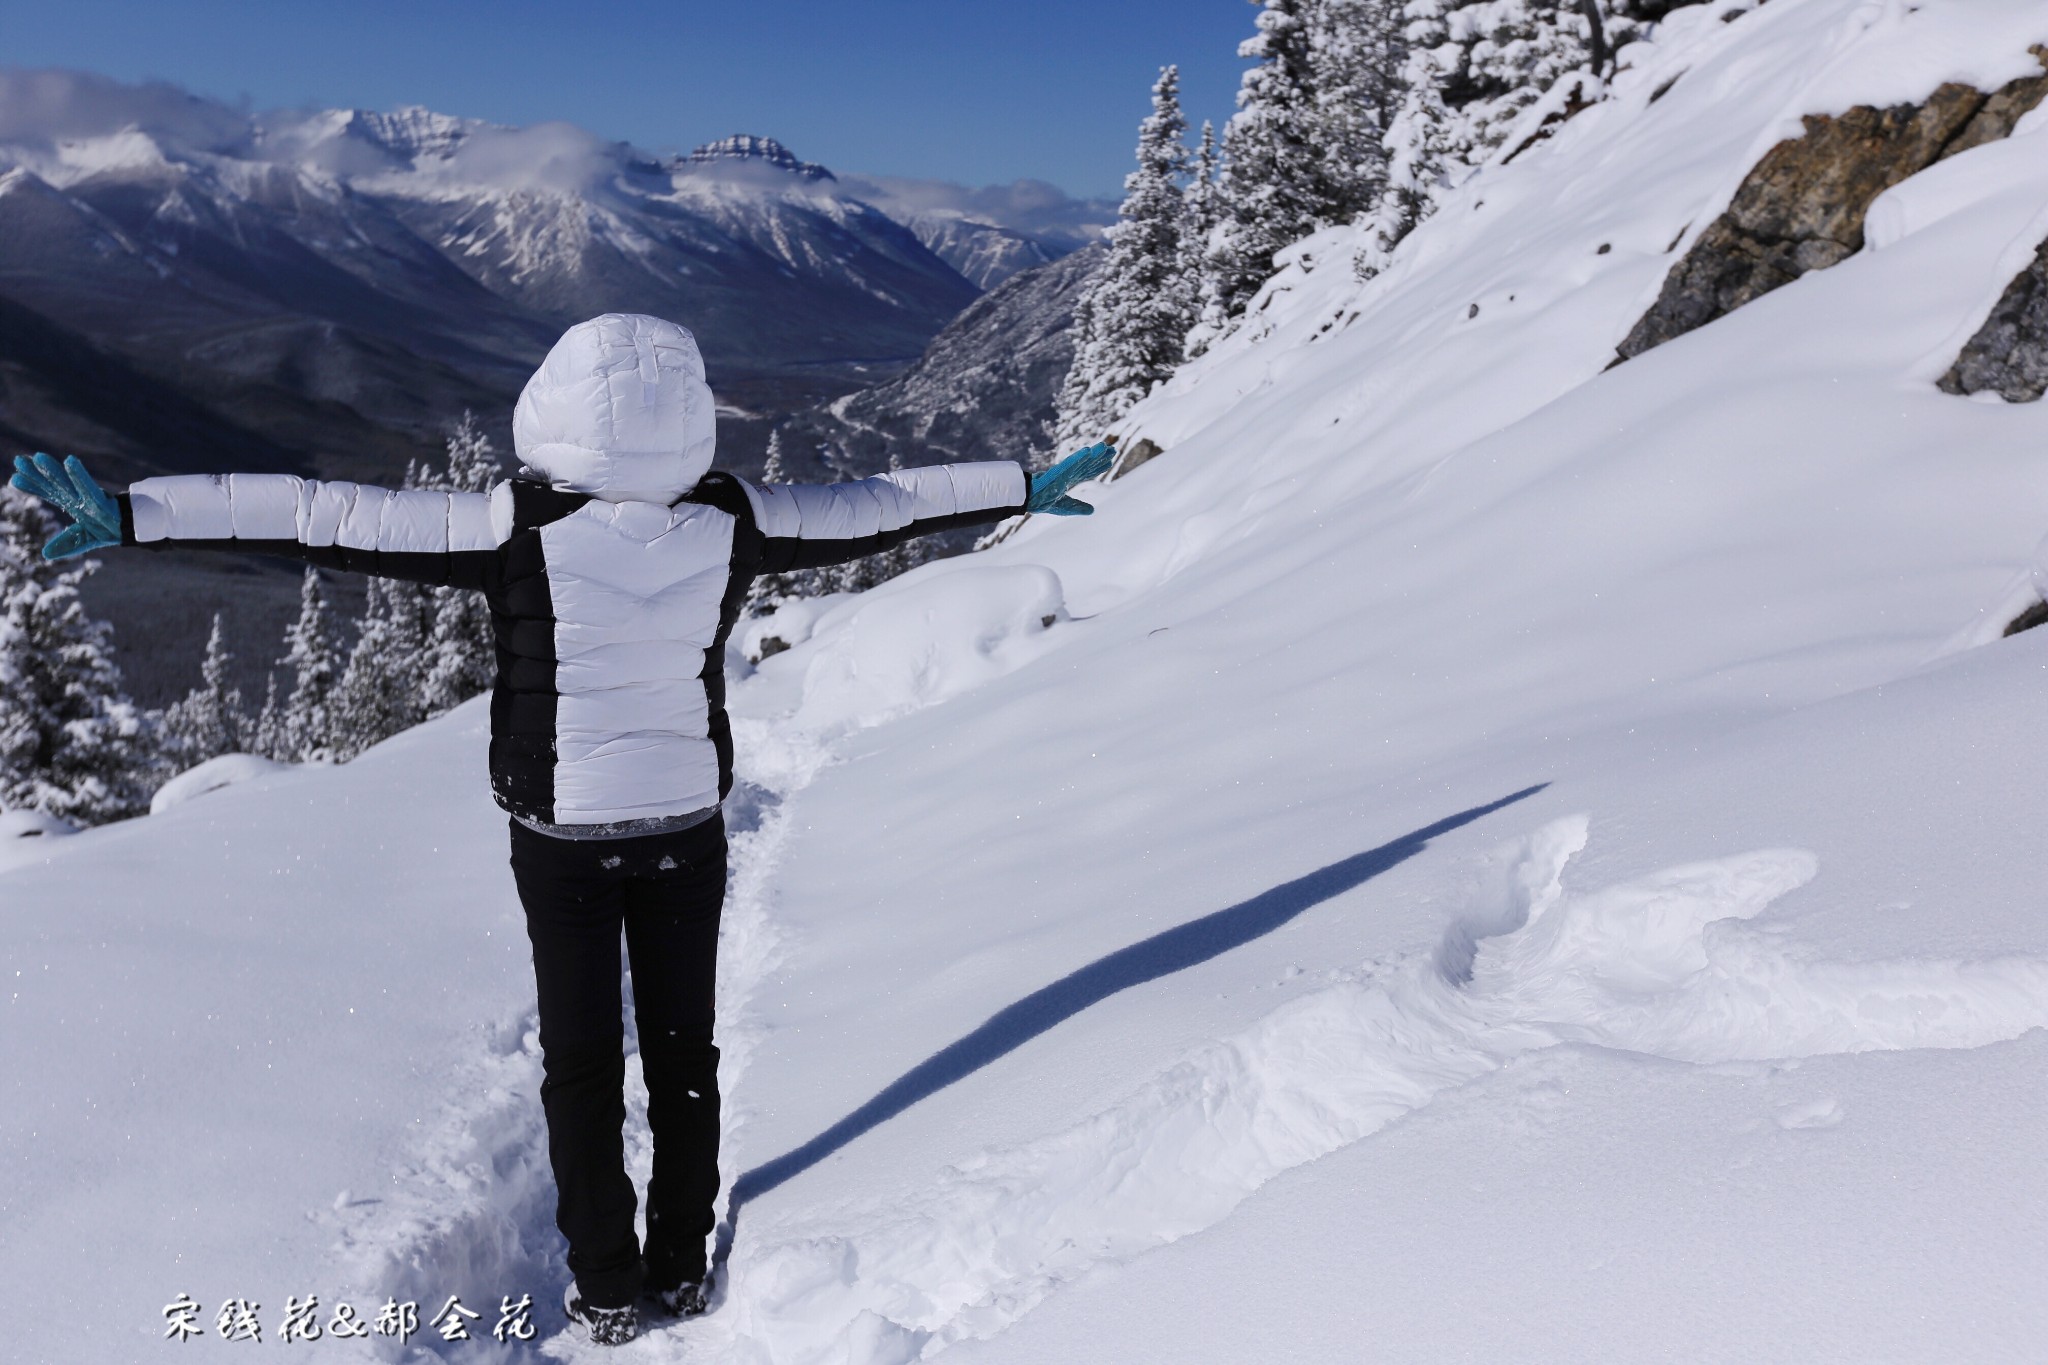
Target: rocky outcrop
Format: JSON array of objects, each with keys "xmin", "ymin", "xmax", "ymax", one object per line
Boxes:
[
  {"xmin": 1112, "ymin": 437, "xmax": 1166, "ymax": 480},
  {"xmin": 686, "ymin": 134, "xmax": 835, "ymax": 181},
  {"xmin": 2005, "ymin": 598, "xmax": 2048, "ymax": 637},
  {"xmin": 1939, "ymin": 236, "xmax": 2048, "ymax": 402},
  {"xmin": 1617, "ymin": 51, "xmax": 2048, "ymax": 362}
]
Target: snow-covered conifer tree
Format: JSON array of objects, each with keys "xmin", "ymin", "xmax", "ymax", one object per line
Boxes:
[
  {"xmin": 1051, "ymin": 284, "xmax": 1106, "ymax": 454},
  {"xmin": 1398, "ymin": 0, "xmax": 1646, "ymax": 169},
  {"xmin": 1312, "ymin": 0, "xmax": 1402, "ymax": 211},
  {"xmin": 745, "ymin": 430, "xmax": 808, "ymax": 612},
  {"xmin": 1353, "ymin": 44, "xmax": 1453, "ymax": 280},
  {"xmin": 420, "ymin": 584, "xmax": 493, "ymax": 717},
  {"xmin": 161, "ymin": 613, "xmax": 244, "ymax": 764},
  {"xmin": 1185, "ymin": 120, "xmax": 1222, "ymax": 262},
  {"xmin": 1194, "ymin": 0, "xmax": 1410, "ymax": 348},
  {"xmin": 1346, "ymin": 0, "xmax": 1642, "ymax": 284},
  {"xmin": 1182, "ymin": 119, "xmax": 1233, "ymax": 354},
  {"xmin": 416, "ymin": 412, "xmax": 501, "ymax": 717},
  {"xmin": 0, "ymin": 487, "xmax": 157, "ymax": 822},
  {"xmin": 1053, "ymin": 65, "xmax": 1197, "ymax": 455},
  {"xmin": 251, "ymin": 673, "xmax": 285, "ymax": 762},
  {"xmin": 1198, "ymin": 0, "xmax": 1326, "ymax": 340},
  {"xmin": 760, "ymin": 428, "xmax": 789, "ymax": 484},
  {"xmin": 1453, "ymin": 0, "xmax": 1599, "ymax": 155},
  {"xmin": 330, "ymin": 577, "xmax": 427, "ymax": 760},
  {"xmin": 277, "ymin": 568, "xmax": 343, "ymax": 762},
  {"xmin": 437, "ymin": 411, "xmax": 501, "ymax": 495}
]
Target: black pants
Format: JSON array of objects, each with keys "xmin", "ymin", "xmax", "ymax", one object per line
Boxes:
[{"xmin": 508, "ymin": 815, "xmax": 726, "ymax": 1308}]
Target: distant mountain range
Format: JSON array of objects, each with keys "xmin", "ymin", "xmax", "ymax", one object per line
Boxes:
[
  {"xmin": 779, "ymin": 242, "xmax": 1106, "ymax": 483},
  {"xmin": 0, "ymin": 72, "xmax": 1111, "ymax": 704},
  {"xmin": 0, "ymin": 74, "xmax": 1111, "ymax": 487}
]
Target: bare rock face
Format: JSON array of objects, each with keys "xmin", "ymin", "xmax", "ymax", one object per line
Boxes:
[
  {"xmin": 1617, "ymin": 52, "xmax": 2048, "ymax": 362},
  {"xmin": 1939, "ymin": 236, "xmax": 2048, "ymax": 403}
]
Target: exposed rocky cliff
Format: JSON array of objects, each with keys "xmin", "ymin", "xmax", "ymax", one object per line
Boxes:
[
  {"xmin": 1617, "ymin": 50, "xmax": 2048, "ymax": 362},
  {"xmin": 1941, "ymin": 235, "xmax": 2048, "ymax": 403}
]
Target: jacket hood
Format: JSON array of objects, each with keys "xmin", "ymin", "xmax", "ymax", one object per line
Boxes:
[{"xmin": 513, "ymin": 313, "xmax": 717, "ymax": 503}]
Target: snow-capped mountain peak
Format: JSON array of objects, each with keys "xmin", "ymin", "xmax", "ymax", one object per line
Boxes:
[
  {"xmin": 255, "ymin": 104, "xmax": 491, "ymax": 179},
  {"xmin": 339, "ymin": 105, "xmax": 481, "ymax": 163},
  {"xmin": 685, "ymin": 134, "xmax": 836, "ymax": 182}
]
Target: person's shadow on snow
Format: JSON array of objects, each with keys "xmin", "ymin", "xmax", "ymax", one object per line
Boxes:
[{"xmin": 717, "ymin": 782, "xmax": 1547, "ymax": 1263}]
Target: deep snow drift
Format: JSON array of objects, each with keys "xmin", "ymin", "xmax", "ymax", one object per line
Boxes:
[{"xmin": 6, "ymin": 0, "xmax": 2048, "ymax": 1361}]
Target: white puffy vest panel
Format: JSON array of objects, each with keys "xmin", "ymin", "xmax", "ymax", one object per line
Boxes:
[{"xmin": 539, "ymin": 497, "xmax": 735, "ymax": 824}]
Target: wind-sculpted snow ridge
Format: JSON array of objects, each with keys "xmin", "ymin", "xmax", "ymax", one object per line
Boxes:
[{"xmin": 710, "ymin": 816, "xmax": 2048, "ymax": 1363}]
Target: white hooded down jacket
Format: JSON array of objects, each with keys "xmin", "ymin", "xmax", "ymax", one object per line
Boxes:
[{"xmin": 118, "ymin": 314, "xmax": 1031, "ymax": 833}]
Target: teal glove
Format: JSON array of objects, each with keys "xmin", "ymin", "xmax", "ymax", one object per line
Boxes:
[
  {"xmin": 1027, "ymin": 440, "xmax": 1116, "ymax": 516},
  {"xmin": 9, "ymin": 453, "xmax": 122, "ymax": 559}
]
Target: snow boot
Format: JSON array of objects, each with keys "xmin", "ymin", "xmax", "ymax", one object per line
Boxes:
[
  {"xmin": 643, "ymin": 1269, "xmax": 712, "ymax": 1319},
  {"xmin": 563, "ymin": 1285, "xmax": 637, "ymax": 1346}
]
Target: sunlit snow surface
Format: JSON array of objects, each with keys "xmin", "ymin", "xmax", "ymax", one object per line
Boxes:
[{"xmin": 8, "ymin": 0, "xmax": 2048, "ymax": 1360}]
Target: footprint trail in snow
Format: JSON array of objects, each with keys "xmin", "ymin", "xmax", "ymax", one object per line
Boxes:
[
  {"xmin": 705, "ymin": 815, "xmax": 2048, "ymax": 1364},
  {"xmin": 313, "ymin": 765, "xmax": 800, "ymax": 1364}
]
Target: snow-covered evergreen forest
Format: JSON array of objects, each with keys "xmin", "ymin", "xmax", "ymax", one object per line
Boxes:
[
  {"xmin": 1, "ymin": 415, "xmax": 501, "ymax": 828},
  {"xmin": 8, "ymin": 0, "xmax": 2048, "ymax": 1359},
  {"xmin": 1055, "ymin": 0, "xmax": 1679, "ymax": 466}
]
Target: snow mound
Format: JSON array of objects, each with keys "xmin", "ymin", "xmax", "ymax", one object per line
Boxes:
[
  {"xmin": 752, "ymin": 564, "xmax": 1064, "ymax": 738},
  {"xmin": 733, "ymin": 592, "xmax": 854, "ymax": 664},
  {"xmin": 149, "ymin": 753, "xmax": 292, "ymax": 815}
]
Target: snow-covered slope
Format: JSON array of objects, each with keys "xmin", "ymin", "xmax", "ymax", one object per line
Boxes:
[
  {"xmin": 710, "ymin": 1, "xmax": 2048, "ymax": 1357},
  {"xmin": 7, "ymin": 2, "xmax": 2048, "ymax": 1362},
  {"xmin": 0, "ymin": 704, "xmax": 544, "ymax": 1360}
]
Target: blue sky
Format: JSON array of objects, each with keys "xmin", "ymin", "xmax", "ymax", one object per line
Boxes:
[{"xmin": 0, "ymin": 0, "xmax": 1258, "ymax": 198}]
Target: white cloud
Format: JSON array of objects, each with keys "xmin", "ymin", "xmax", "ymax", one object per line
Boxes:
[
  {"xmin": 442, "ymin": 121, "xmax": 614, "ymax": 194},
  {"xmin": 0, "ymin": 68, "xmax": 250, "ymax": 154},
  {"xmin": 837, "ymin": 173, "xmax": 1115, "ymax": 248}
]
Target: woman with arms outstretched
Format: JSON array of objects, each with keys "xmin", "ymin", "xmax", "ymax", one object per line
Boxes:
[{"xmin": 11, "ymin": 312, "xmax": 1112, "ymax": 1347}]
